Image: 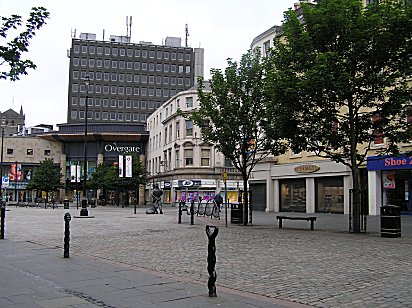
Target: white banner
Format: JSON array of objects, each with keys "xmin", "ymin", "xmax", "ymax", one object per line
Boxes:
[
  {"xmin": 125, "ymin": 155, "xmax": 132, "ymax": 178},
  {"xmin": 118, "ymin": 155, "xmax": 124, "ymax": 177},
  {"xmin": 70, "ymin": 165, "xmax": 81, "ymax": 182}
]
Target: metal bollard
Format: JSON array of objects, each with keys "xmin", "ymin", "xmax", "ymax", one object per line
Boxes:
[
  {"xmin": 63, "ymin": 213, "xmax": 71, "ymax": 258},
  {"xmin": 178, "ymin": 200, "xmax": 182, "ymax": 224},
  {"xmin": 206, "ymin": 225, "xmax": 219, "ymax": 297},
  {"xmin": 134, "ymin": 204, "xmax": 137, "ymax": 214},
  {"xmin": 1, "ymin": 203, "xmax": 5, "ymax": 240},
  {"xmin": 190, "ymin": 200, "xmax": 195, "ymax": 225}
]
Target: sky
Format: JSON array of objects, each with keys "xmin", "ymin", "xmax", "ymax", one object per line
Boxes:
[{"xmin": 0, "ymin": 0, "xmax": 297, "ymax": 128}]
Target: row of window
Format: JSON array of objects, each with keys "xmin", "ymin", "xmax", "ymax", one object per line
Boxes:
[
  {"xmin": 70, "ymin": 110, "xmax": 147, "ymax": 122},
  {"xmin": 73, "ymin": 71, "xmax": 191, "ymax": 85},
  {"xmin": 148, "ymin": 148, "xmax": 211, "ymax": 175},
  {"xmin": 150, "ymin": 120, "xmax": 194, "ymax": 151},
  {"xmin": 6, "ymin": 148, "xmax": 51, "ymax": 156},
  {"xmin": 71, "ymin": 97, "xmax": 161, "ymax": 110},
  {"xmin": 73, "ymin": 44, "xmax": 192, "ymax": 62},
  {"xmin": 72, "ymin": 59, "xmax": 191, "ymax": 74},
  {"xmin": 148, "ymin": 97, "xmax": 193, "ymax": 130},
  {"xmin": 71, "ymin": 82, "xmax": 190, "ymax": 96}
]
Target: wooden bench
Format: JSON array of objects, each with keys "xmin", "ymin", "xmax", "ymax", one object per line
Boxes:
[{"xmin": 276, "ymin": 216, "xmax": 317, "ymax": 230}]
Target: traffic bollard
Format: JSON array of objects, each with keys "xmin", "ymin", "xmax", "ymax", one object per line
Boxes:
[
  {"xmin": 64, "ymin": 213, "xmax": 71, "ymax": 258},
  {"xmin": 134, "ymin": 204, "xmax": 137, "ymax": 214},
  {"xmin": 178, "ymin": 200, "xmax": 182, "ymax": 224},
  {"xmin": 206, "ymin": 225, "xmax": 219, "ymax": 297},
  {"xmin": 190, "ymin": 200, "xmax": 195, "ymax": 225},
  {"xmin": 1, "ymin": 203, "xmax": 5, "ymax": 240}
]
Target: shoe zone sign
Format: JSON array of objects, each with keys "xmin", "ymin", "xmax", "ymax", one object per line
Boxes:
[{"xmin": 367, "ymin": 155, "xmax": 412, "ymax": 171}]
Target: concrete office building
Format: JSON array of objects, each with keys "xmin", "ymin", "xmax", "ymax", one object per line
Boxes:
[{"xmin": 67, "ymin": 32, "xmax": 204, "ymax": 125}]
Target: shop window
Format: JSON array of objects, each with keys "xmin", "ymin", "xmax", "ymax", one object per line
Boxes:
[
  {"xmin": 280, "ymin": 179, "xmax": 306, "ymax": 212},
  {"xmin": 315, "ymin": 177, "xmax": 344, "ymax": 214}
]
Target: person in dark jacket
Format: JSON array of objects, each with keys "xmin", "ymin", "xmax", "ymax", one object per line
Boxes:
[{"xmin": 214, "ymin": 192, "xmax": 224, "ymax": 211}]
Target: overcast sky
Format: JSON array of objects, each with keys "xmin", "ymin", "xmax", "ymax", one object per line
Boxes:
[{"xmin": 0, "ymin": 0, "xmax": 296, "ymax": 128}]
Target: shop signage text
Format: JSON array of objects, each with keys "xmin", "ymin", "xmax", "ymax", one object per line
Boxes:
[
  {"xmin": 367, "ymin": 155, "xmax": 412, "ymax": 171},
  {"xmin": 104, "ymin": 144, "xmax": 140, "ymax": 153},
  {"xmin": 294, "ymin": 165, "xmax": 320, "ymax": 173}
]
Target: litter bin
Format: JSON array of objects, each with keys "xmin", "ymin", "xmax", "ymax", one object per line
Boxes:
[
  {"xmin": 63, "ymin": 198, "xmax": 69, "ymax": 209},
  {"xmin": 231, "ymin": 202, "xmax": 243, "ymax": 224},
  {"xmin": 381, "ymin": 205, "xmax": 401, "ymax": 238}
]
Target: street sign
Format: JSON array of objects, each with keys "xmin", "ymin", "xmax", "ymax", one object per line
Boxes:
[
  {"xmin": 2, "ymin": 176, "xmax": 9, "ymax": 188},
  {"xmin": 222, "ymin": 172, "xmax": 228, "ymax": 182}
]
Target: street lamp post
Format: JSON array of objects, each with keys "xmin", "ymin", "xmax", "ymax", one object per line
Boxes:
[{"xmin": 80, "ymin": 76, "xmax": 90, "ymax": 216}]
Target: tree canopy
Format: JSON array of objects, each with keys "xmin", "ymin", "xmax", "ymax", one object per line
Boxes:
[
  {"xmin": 192, "ymin": 50, "xmax": 289, "ymax": 225},
  {"xmin": 26, "ymin": 158, "xmax": 63, "ymax": 201},
  {"xmin": 0, "ymin": 7, "xmax": 49, "ymax": 81},
  {"xmin": 264, "ymin": 0, "xmax": 412, "ymax": 232}
]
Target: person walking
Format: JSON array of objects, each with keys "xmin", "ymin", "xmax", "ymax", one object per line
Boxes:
[{"xmin": 152, "ymin": 184, "xmax": 163, "ymax": 214}]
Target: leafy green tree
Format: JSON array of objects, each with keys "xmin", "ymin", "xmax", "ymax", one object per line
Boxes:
[
  {"xmin": 265, "ymin": 0, "xmax": 412, "ymax": 232},
  {"xmin": 88, "ymin": 155, "xmax": 147, "ymax": 205},
  {"xmin": 27, "ymin": 158, "xmax": 63, "ymax": 203},
  {"xmin": 192, "ymin": 51, "xmax": 288, "ymax": 225},
  {"xmin": 0, "ymin": 7, "xmax": 50, "ymax": 81}
]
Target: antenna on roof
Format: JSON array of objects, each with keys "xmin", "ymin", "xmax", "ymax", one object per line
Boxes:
[
  {"xmin": 185, "ymin": 23, "xmax": 189, "ymax": 47},
  {"xmin": 103, "ymin": 29, "xmax": 105, "ymax": 41},
  {"xmin": 71, "ymin": 28, "xmax": 76, "ymax": 38},
  {"xmin": 126, "ymin": 16, "xmax": 129, "ymax": 39},
  {"xmin": 129, "ymin": 16, "xmax": 132, "ymax": 42}
]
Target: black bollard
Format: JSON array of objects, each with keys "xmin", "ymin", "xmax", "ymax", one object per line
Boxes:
[
  {"xmin": 206, "ymin": 225, "xmax": 219, "ymax": 297},
  {"xmin": 178, "ymin": 200, "xmax": 182, "ymax": 224},
  {"xmin": 190, "ymin": 200, "xmax": 195, "ymax": 225},
  {"xmin": 63, "ymin": 213, "xmax": 71, "ymax": 258},
  {"xmin": 1, "ymin": 203, "xmax": 5, "ymax": 240}
]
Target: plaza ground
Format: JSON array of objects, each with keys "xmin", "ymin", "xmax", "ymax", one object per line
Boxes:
[{"xmin": 1, "ymin": 204, "xmax": 411, "ymax": 307}]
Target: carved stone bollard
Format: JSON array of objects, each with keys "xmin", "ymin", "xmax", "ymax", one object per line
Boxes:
[
  {"xmin": 1, "ymin": 203, "xmax": 5, "ymax": 240},
  {"xmin": 206, "ymin": 225, "xmax": 219, "ymax": 297},
  {"xmin": 64, "ymin": 213, "xmax": 71, "ymax": 258}
]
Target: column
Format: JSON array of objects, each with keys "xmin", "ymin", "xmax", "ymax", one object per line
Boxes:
[
  {"xmin": 266, "ymin": 177, "xmax": 275, "ymax": 212},
  {"xmin": 273, "ymin": 179, "xmax": 280, "ymax": 212},
  {"xmin": 344, "ymin": 175, "xmax": 353, "ymax": 215},
  {"xmin": 306, "ymin": 177, "xmax": 315, "ymax": 213},
  {"xmin": 368, "ymin": 170, "xmax": 381, "ymax": 216}
]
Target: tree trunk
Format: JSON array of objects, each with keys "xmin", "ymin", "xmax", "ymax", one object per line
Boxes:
[
  {"xmin": 243, "ymin": 175, "xmax": 248, "ymax": 226},
  {"xmin": 352, "ymin": 167, "xmax": 361, "ymax": 233}
]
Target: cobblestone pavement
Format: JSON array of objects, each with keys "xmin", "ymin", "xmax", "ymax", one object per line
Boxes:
[{"xmin": 4, "ymin": 205, "xmax": 412, "ymax": 308}]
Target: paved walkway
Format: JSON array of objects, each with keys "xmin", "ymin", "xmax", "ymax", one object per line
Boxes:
[{"xmin": 1, "ymin": 204, "xmax": 412, "ymax": 307}]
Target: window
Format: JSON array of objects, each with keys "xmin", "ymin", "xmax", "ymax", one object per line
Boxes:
[
  {"xmin": 407, "ymin": 108, "xmax": 412, "ymax": 141},
  {"xmin": 73, "ymin": 58, "xmax": 79, "ymax": 66},
  {"xmin": 133, "ymin": 113, "xmax": 139, "ymax": 121},
  {"xmin": 175, "ymin": 149, "xmax": 180, "ymax": 168},
  {"xmin": 81, "ymin": 58, "xmax": 87, "ymax": 67},
  {"xmin": 72, "ymin": 97, "xmax": 78, "ymax": 105},
  {"xmin": 125, "ymin": 113, "xmax": 131, "ymax": 121},
  {"xmin": 95, "ymin": 98, "xmax": 101, "ymax": 106},
  {"xmin": 73, "ymin": 45, "xmax": 80, "ymax": 53},
  {"xmin": 119, "ymin": 48, "xmax": 125, "ymax": 56},
  {"xmin": 103, "ymin": 99, "xmax": 109, "ymax": 107},
  {"xmin": 185, "ymin": 120, "xmax": 193, "ymax": 136},
  {"xmin": 134, "ymin": 62, "xmax": 140, "ymax": 70},
  {"xmin": 118, "ymin": 100, "xmax": 124, "ymax": 108},
  {"xmin": 111, "ymin": 73, "xmax": 117, "ymax": 81},
  {"xmin": 184, "ymin": 149, "xmax": 193, "ymax": 166},
  {"xmin": 27, "ymin": 149, "xmax": 34, "ymax": 156},
  {"xmin": 111, "ymin": 86, "xmax": 117, "ymax": 95},
  {"xmin": 6, "ymin": 148, "xmax": 13, "ymax": 155},
  {"xmin": 372, "ymin": 113, "xmax": 384, "ymax": 145},
  {"xmin": 104, "ymin": 60, "xmax": 110, "ymax": 68},
  {"xmin": 119, "ymin": 61, "xmax": 125, "ymax": 69},
  {"xmin": 133, "ymin": 100, "xmax": 139, "ymax": 108},
  {"xmin": 44, "ymin": 149, "xmax": 51, "ymax": 156},
  {"xmin": 149, "ymin": 63, "xmax": 154, "ymax": 71},
  {"xmin": 118, "ymin": 86, "xmax": 124, "ymax": 95},
  {"xmin": 263, "ymin": 40, "xmax": 271, "ymax": 57},
  {"xmin": 149, "ymin": 50, "xmax": 155, "ymax": 58},
  {"xmin": 224, "ymin": 157, "xmax": 233, "ymax": 167},
  {"xmin": 110, "ymin": 112, "xmax": 117, "ymax": 120},
  {"xmin": 185, "ymin": 53, "xmax": 191, "ymax": 61},
  {"xmin": 185, "ymin": 66, "xmax": 191, "ymax": 74},
  {"xmin": 176, "ymin": 121, "xmax": 180, "ymax": 139},
  {"xmin": 127, "ymin": 49, "xmax": 133, "ymax": 57},
  {"xmin": 111, "ymin": 99, "xmax": 117, "ymax": 107},
  {"xmin": 119, "ymin": 74, "xmax": 125, "ymax": 82},
  {"xmin": 104, "ymin": 73, "xmax": 109, "ymax": 81},
  {"xmin": 164, "ymin": 51, "xmax": 169, "ymax": 59},
  {"xmin": 112, "ymin": 47, "xmax": 118, "ymax": 56},
  {"xmin": 118, "ymin": 112, "xmax": 124, "ymax": 121},
  {"xmin": 72, "ymin": 84, "xmax": 78, "ymax": 93},
  {"xmin": 89, "ymin": 59, "xmax": 94, "ymax": 67},
  {"xmin": 102, "ymin": 112, "xmax": 108, "ymax": 120},
  {"xmin": 201, "ymin": 149, "xmax": 210, "ymax": 166},
  {"xmin": 164, "ymin": 64, "xmax": 169, "ymax": 72},
  {"xmin": 126, "ymin": 87, "xmax": 132, "ymax": 95},
  {"xmin": 112, "ymin": 60, "xmax": 117, "ymax": 69},
  {"xmin": 186, "ymin": 97, "xmax": 193, "ymax": 108},
  {"xmin": 97, "ymin": 46, "xmax": 103, "ymax": 55},
  {"xmin": 95, "ymin": 111, "xmax": 101, "ymax": 120},
  {"xmin": 135, "ymin": 49, "xmax": 141, "ymax": 57},
  {"xmin": 71, "ymin": 110, "xmax": 77, "ymax": 119},
  {"xmin": 96, "ymin": 59, "xmax": 102, "ymax": 68},
  {"xmin": 178, "ymin": 65, "xmax": 184, "ymax": 73}
]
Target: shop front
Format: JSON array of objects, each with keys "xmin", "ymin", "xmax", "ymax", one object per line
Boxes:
[{"xmin": 367, "ymin": 155, "xmax": 412, "ymax": 214}]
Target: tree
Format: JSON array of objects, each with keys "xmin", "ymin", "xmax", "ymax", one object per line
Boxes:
[
  {"xmin": 265, "ymin": 0, "xmax": 412, "ymax": 232},
  {"xmin": 192, "ymin": 51, "xmax": 289, "ymax": 225},
  {"xmin": 0, "ymin": 7, "xmax": 50, "ymax": 81},
  {"xmin": 88, "ymin": 155, "xmax": 147, "ymax": 205},
  {"xmin": 27, "ymin": 158, "xmax": 63, "ymax": 203}
]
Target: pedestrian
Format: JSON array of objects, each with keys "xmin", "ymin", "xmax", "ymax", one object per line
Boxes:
[{"xmin": 214, "ymin": 192, "xmax": 223, "ymax": 211}]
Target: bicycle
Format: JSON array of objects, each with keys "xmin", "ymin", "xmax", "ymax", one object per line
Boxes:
[{"xmin": 204, "ymin": 199, "xmax": 220, "ymax": 219}]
